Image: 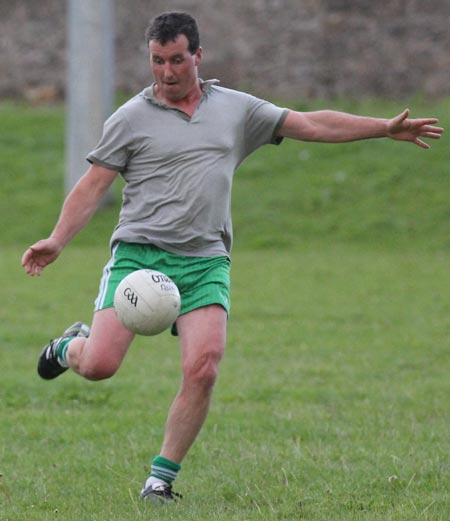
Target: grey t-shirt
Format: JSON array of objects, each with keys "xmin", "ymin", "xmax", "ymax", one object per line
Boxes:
[{"xmin": 87, "ymin": 80, "xmax": 288, "ymax": 257}]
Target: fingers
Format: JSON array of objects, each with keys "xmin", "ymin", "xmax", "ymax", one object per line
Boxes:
[
  {"xmin": 414, "ymin": 138, "xmax": 430, "ymax": 150},
  {"xmin": 410, "ymin": 117, "xmax": 444, "ymax": 148},
  {"xmin": 413, "ymin": 129, "xmax": 442, "ymax": 148},
  {"xmin": 28, "ymin": 265, "xmax": 43, "ymax": 276},
  {"xmin": 415, "ymin": 125, "xmax": 444, "ymax": 145},
  {"xmin": 401, "ymin": 110, "xmax": 444, "ymax": 136},
  {"xmin": 411, "ymin": 120, "xmax": 442, "ymax": 133},
  {"xmin": 421, "ymin": 131, "xmax": 444, "ymax": 140},
  {"xmin": 417, "ymin": 118, "xmax": 439, "ymax": 126},
  {"xmin": 21, "ymin": 248, "xmax": 32, "ymax": 267},
  {"xmin": 21, "ymin": 248, "xmax": 36, "ymax": 272},
  {"xmin": 21, "ymin": 248, "xmax": 41, "ymax": 276},
  {"xmin": 33, "ymin": 265, "xmax": 43, "ymax": 276},
  {"xmin": 24, "ymin": 262, "xmax": 44, "ymax": 277},
  {"xmin": 22, "ymin": 244, "xmax": 49, "ymax": 276},
  {"xmin": 420, "ymin": 124, "xmax": 444, "ymax": 135}
]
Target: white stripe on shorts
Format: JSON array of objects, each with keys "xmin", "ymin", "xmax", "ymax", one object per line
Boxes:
[{"xmin": 94, "ymin": 242, "xmax": 120, "ymax": 311}]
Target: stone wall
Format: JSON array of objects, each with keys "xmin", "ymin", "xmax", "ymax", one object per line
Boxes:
[{"xmin": 1, "ymin": 0, "xmax": 449, "ymax": 102}]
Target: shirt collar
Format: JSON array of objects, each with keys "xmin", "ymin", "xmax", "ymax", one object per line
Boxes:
[{"xmin": 142, "ymin": 79, "xmax": 220, "ymax": 105}]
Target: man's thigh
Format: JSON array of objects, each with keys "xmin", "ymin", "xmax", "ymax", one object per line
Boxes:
[
  {"xmin": 176, "ymin": 305, "xmax": 227, "ymax": 370},
  {"xmin": 81, "ymin": 307, "xmax": 135, "ymax": 374}
]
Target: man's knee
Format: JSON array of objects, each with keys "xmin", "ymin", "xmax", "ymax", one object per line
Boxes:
[
  {"xmin": 69, "ymin": 307, "xmax": 133, "ymax": 381},
  {"xmin": 75, "ymin": 340, "xmax": 121, "ymax": 381},
  {"xmin": 183, "ymin": 349, "xmax": 222, "ymax": 389},
  {"xmin": 78, "ymin": 360, "xmax": 119, "ymax": 381}
]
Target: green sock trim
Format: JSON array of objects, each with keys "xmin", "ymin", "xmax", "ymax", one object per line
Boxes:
[
  {"xmin": 56, "ymin": 337, "xmax": 74, "ymax": 363},
  {"xmin": 150, "ymin": 455, "xmax": 181, "ymax": 484}
]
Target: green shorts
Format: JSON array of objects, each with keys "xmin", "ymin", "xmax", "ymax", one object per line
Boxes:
[{"xmin": 94, "ymin": 242, "xmax": 231, "ymax": 334}]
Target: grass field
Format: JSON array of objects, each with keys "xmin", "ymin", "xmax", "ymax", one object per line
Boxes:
[{"xmin": 1, "ymin": 99, "xmax": 449, "ymax": 520}]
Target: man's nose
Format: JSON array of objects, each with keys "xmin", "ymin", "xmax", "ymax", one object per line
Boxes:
[{"xmin": 163, "ymin": 62, "xmax": 174, "ymax": 77}]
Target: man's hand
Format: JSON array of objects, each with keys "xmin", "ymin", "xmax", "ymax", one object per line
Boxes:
[
  {"xmin": 387, "ymin": 109, "xmax": 444, "ymax": 149},
  {"xmin": 22, "ymin": 237, "xmax": 64, "ymax": 276}
]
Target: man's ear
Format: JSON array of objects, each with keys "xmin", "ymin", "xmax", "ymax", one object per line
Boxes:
[{"xmin": 194, "ymin": 47, "xmax": 203, "ymax": 66}]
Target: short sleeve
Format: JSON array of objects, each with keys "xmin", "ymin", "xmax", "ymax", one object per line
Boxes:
[
  {"xmin": 86, "ymin": 109, "xmax": 132, "ymax": 172},
  {"xmin": 243, "ymin": 95, "xmax": 288, "ymax": 156}
]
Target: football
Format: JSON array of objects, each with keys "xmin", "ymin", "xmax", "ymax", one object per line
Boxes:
[{"xmin": 113, "ymin": 269, "xmax": 181, "ymax": 336}]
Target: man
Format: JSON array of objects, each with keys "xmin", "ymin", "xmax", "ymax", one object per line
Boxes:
[{"xmin": 22, "ymin": 11, "xmax": 443, "ymax": 503}]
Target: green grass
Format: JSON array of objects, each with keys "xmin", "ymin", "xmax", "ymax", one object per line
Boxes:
[{"xmin": 0, "ymin": 99, "xmax": 449, "ymax": 520}]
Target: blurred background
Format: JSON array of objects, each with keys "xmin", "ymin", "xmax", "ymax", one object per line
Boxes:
[{"xmin": 1, "ymin": 0, "xmax": 450, "ymax": 103}]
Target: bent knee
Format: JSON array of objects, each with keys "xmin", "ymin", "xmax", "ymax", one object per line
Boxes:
[
  {"xmin": 69, "ymin": 333, "xmax": 129, "ymax": 381},
  {"xmin": 77, "ymin": 361, "xmax": 119, "ymax": 381}
]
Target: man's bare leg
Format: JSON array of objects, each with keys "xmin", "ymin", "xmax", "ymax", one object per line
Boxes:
[
  {"xmin": 66, "ymin": 308, "xmax": 135, "ymax": 380},
  {"xmin": 160, "ymin": 305, "xmax": 227, "ymax": 463},
  {"xmin": 141, "ymin": 304, "xmax": 227, "ymax": 501}
]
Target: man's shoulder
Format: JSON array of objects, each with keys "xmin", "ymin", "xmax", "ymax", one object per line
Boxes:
[
  {"xmin": 116, "ymin": 91, "xmax": 148, "ymax": 115},
  {"xmin": 105, "ymin": 90, "xmax": 155, "ymax": 128},
  {"xmin": 205, "ymin": 84, "xmax": 264, "ymax": 112},
  {"xmin": 208, "ymin": 83, "xmax": 252, "ymax": 99}
]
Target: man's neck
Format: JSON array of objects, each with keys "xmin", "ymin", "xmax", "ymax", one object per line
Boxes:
[{"xmin": 154, "ymin": 81, "xmax": 203, "ymax": 116}]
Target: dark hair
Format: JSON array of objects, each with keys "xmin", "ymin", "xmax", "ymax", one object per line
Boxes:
[{"xmin": 145, "ymin": 12, "xmax": 200, "ymax": 54}]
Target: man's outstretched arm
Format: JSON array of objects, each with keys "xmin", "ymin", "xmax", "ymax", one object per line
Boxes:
[{"xmin": 278, "ymin": 108, "xmax": 444, "ymax": 149}]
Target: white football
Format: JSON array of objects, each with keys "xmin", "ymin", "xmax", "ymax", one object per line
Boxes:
[{"xmin": 113, "ymin": 269, "xmax": 181, "ymax": 336}]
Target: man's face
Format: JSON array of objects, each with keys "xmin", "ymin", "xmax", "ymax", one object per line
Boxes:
[{"xmin": 149, "ymin": 34, "xmax": 202, "ymax": 103}]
